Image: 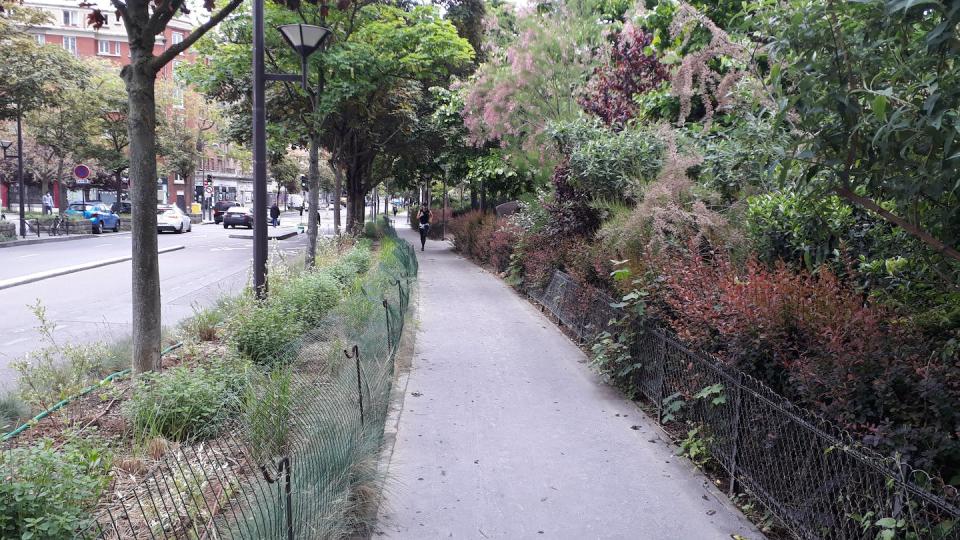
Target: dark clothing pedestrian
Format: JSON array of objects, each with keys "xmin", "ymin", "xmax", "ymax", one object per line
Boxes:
[
  {"xmin": 392, "ymin": 206, "xmax": 397, "ymax": 217},
  {"xmin": 270, "ymin": 204, "xmax": 280, "ymax": 227},
  {"xmin": 417, "ymin": 207, "xmax": 431, "ymax": 251}
]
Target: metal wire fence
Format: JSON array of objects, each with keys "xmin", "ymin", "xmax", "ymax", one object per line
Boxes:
[
  {"xmin": 531, "ymin": 270, "xmax": 960, "ymax": 540},
  {"xmin": 78, "ymin": 229, "xmax": 418, "ymax": 539}
]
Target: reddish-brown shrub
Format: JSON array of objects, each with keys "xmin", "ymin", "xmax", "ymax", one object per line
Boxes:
[
  {"xmin": 564, "ymin": 239, "xmax": 615, "ymax": 292},
  {"xmin": 449, "ymin": 211, "xmax": 521, "ymax": 274},
  {"xmin": 655, "ymin": 250, "xmax": 960, "ymax": 477},
  {"xmin": 517, "ymin": 232, "xmax": 567, "ymax": 291},
  {"xmin": 487, "ymin": 220, "xmax": 521, "ymax": 273}
]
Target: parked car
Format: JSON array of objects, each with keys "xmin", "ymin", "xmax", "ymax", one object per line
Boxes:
[
  {"xmin": 65, "ymin": 202, "xmax": 121, "ymax": 234},
  {"xmin": 157, "ymin": 204, "xmax": 192, "ymax": 233},
  {"xmin": 213, "ymin": 200, "xmax": 236, "ymax": 224},
  {"xmin": 111, "ymin": 201, "xmax": 132, "ymax": 214},
  {"xmin": 223, "ymin": 206, "xmax": 254, "ymax": 229}
]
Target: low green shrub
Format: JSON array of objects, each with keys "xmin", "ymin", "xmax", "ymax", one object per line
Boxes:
[
  {"xmin": 226, "ymin": 298, "xmax": 301, "ymax": 365},
  {"xmin": 327, "ymin": 241, "xmax": 372, "ymax": 287},
  {"xmin": 126, "ymin": 361, "xmax": 245, "ymax": 443},
  {"xmin": 0, "ymin": 439, "xmax": 112, "ymax": 539},
  {"xmin": 271, "ymin": 271, "xmax": 341, "ymax": 328},
  {"xmin": 12, "ymin": 301, "xmax": 122, "ymax": 409}
]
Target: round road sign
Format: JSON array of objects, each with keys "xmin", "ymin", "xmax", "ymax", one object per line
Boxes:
[{"xmin": 73, "ymin": 164, "xmax": 90, "ymax": 179}]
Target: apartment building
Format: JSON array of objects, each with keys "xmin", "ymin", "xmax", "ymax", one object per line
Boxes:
[{"xmin": 12, "ymin": 0, "xmax": 242, "ymax": 213}]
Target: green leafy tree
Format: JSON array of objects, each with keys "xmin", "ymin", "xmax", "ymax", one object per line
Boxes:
[
  {"xmin": 765, "ymin": 0, "xmax": 960, "ymax": 263},
  {"xmin": 67, "ymin": 0, "xmax": 247, "ymax": 374},
  {"xmin": 190, "ymin": 2, "xmax": 473, "ymax": 240},
  {"xmin": 0, "ymin": 7, "xmax": 89, "ymax": 209}
]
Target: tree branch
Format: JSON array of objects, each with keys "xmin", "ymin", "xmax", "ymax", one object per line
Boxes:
[
  {"xmin": 146, "ymin": 0, "xmax": 178, "ymax": 36},
  {"xmin": 150, "ymin": 0, "xmax": 244, "ymax": 71},
  {"xmin": 834, "ymin": 186, "xmax": 960, "ymax": 263},
  {"xmin": 110, "ymin": 0, "xmax": 134, "ymax": 32}
]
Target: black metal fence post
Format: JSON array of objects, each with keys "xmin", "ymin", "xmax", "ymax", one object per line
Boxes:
[
  {"xmin": 260, "ymin": 456, "xmax": 294, "ymax": 540},
  {"xmin": 728, "ymin": 372, "xmax": 744, "ymax": 497},
  {"xmin": 655, "ymin": 334, "xmax": 667, "ymax": 424},
  {"xmin": 382, "ymin": 299, "xmax": 393, "ymax": 351},
  {"xmin": 344, "ymin": 345, "xmax": 364, "ymax": 425}
]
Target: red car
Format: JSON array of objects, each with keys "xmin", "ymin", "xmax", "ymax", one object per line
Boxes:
[{"xmin": 213, "ymin": 200, "xmax": 236, "ymax": 224}]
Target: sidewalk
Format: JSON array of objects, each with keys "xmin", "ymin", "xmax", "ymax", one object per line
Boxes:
[{"xmin": 377, "ymin": 228, "xmax": 762, "ymax": 540}]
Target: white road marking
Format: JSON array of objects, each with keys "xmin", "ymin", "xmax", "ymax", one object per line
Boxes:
[
  {"xmin": 16, "ymin": 254, "xmax": 38, "ymax": 259},
  {"xmin": 2, "ymin": 338, "xmax": 30, "ymax": 347}
]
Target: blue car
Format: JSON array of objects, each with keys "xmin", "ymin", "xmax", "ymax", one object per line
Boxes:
[{"xmin": 65, "ymin": 202, "xmax": 121, "ymax": 234}]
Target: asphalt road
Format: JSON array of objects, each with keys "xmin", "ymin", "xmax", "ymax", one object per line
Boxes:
[{"xmin": 0, "ymin": 209, "xmax": 339, "ymax": 388}]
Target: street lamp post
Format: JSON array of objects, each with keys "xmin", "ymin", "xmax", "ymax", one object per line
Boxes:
[
  {"xmin": 0, "ymin": 108, "xmax": 26, "ymax": 238},
  {"xmin": 251, "ymin": 1, "xmax": 331, "ymax": 298},
  {"xmin": 441, "ymin": 163, "xmax": 450, "ymax": 240}
]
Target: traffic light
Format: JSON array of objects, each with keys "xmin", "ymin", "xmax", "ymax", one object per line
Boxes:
[
  {"xmin": 300, "ymin": 174, "xmax": 307, "ymax": 192},
  {"xmin": 205, "ymin": 174, "xmax": 213, "ymax": 187}
]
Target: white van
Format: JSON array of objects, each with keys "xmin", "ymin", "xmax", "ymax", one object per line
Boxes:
[{"xmin": 288, "ymin": 194, "xmax": 305, "ymax": 210}]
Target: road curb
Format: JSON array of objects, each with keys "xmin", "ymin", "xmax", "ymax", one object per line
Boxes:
[
  {"xmin": 0, "ymin": 244, "xmax": 185, "ymax": 291},
  {"xmin": 228, "ymin": 230, "xmax": 301, "ymax": 240},
  {"xmin": 0, "ymin": 232, "xmax": 131, "ymax": 249}
]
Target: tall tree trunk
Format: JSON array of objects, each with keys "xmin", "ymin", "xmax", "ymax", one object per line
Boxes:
[
  {"xmin": 346, "ymin": 176, "xmax": 365, "ymax": 233},
  {"xmin": 305, "ymin": 135, "xmax": 321, "ymax": 267},
  {"xmin": 123, "ymin": 60, "xmax": 162, "ymax": 375},
  {"xmin": 331, "ymin": 159, "xmax": 342, "ymax": 235},
  {"xmin": 470, "ymin": 184, "xmax": 478, "ymax": 209},
  {"xmin": 56, "ymin": 158, "xmax": 66, "ymax": 212}
]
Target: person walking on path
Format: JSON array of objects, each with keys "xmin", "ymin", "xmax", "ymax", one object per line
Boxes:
[
  {"xmin": 42, "ymin": 192, "xmax": 53, "ymax": 215},
  {"xmin": 417, "ymin": 206, "xmax": 431, "ymax": 251},
  {"xmin": 270, "ymin": 203, "xmax": 281, "ymax": 227}
]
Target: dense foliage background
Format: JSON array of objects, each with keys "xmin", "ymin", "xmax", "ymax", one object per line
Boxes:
[{"xmin": 430, "ymin": 0, "xmax": 960, "ymax": 486}]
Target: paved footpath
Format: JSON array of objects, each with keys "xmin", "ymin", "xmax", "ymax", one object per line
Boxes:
[{"xmin": 376, "ymin": 229, "xmax": 762, "ymax": 540}]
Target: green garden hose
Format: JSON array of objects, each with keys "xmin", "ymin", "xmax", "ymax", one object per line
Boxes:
[{"xmin": 1, "ymin": 342, "xmax": 184, "ymax": 442}]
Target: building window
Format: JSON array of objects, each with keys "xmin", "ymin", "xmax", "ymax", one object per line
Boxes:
[
  {"xmin": 98, "ymin": 40, "xmax": 122, "ymax": 56},
  {"xmin": 171, "ymin": 32, "xmax": 183, "ymax": 45},
  {"xmin": 174, "ymin": 174, "xmax": 184, "ymax": 185},
  {"xmin": 171, "ymin": 60, "xmax": 185, "ymax": 107},
  {"xmin": 35, "ymin": 34, "xmax": 45, "ymax": 45},
  {"xmin": 62, "ymin": 10, "xmax": 79, "ymax": 27},
  {"xmin": 63, "ymin": 36, "xmax": 77, "ymax": 55}
]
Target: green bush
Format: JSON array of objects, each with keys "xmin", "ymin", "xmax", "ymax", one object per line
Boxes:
[
  {"xmin": 326, "ymin": 242, "xmax": 372, "ymax": 287},
  {"xmin": 126, "ymin": 362, "xmax": 245, "ymax": 442},
  {"xmin": 227, "ymin": 298, "xmax": 301, "ymax": 365},
  {"xmin": 745, "ymin": 191, "xmax": 854, "ymax": 269},
  {"xmin": 0, "ymin": 439, "xmax": 112, "ymax": 539},
  {"xmin": 270, "ymin": 271, "xmax": 341, "ymax": 328}
]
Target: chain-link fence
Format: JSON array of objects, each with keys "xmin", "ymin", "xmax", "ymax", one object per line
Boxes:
[
  {"xmin": 531, "ymin": 270, "xmax": 960, "ymax": 540},
  {"xmin": 79, "ymin": 231, "xmax": 418, "ymax": 539}
]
